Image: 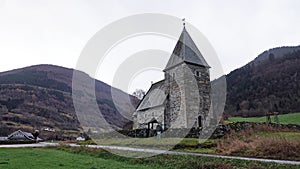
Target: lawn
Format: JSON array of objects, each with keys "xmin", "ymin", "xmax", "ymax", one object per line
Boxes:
[
  {"xmin": 83, "ymin": 137, "xmax": 201, "ymax": 147},
  {"xmin": 0, "ymin": 148, "xmax": 155, "ymax": 169},
  {"xmin": 0, "ymin": 147, "xmax": 299, "ymax": 169},
  {"xmin": 79, "ymin": 137, "xmax": 217, "ymax": 154},
  {"xmin": 228, "ymin": 112, "xmax": 300, "ymax": 124}
]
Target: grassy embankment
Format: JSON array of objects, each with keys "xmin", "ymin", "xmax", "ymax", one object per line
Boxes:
[
  {"xmin": 79, "ymin": 125, "xmax": 300, "ymax": 161},
  {"xmin": 0, "ymin": 147, "xmax": 299, "ymax": 169},
  {"xmin": 227, "ymin": 112, "xmax": 300, "ymax": 124}
]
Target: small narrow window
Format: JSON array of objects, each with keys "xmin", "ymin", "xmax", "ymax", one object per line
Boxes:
[
  {"xmin": 198, "ymin": 116, "xmax": 202, "ymax": 128},
  {"xmin": 195, "ymin": 71, "xmax": 201, "ymax": 77}
]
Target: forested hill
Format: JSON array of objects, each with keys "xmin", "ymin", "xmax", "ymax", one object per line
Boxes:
[
  {"xmin": 225, "ymin": 46, "xmax": 300, "ymax": 117},
  {"xmin": 0, "ymin": 64, "xmax": 138, "ymax": 138}
]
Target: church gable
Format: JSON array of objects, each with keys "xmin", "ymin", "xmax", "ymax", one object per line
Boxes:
[{"xmin": 136, "ymin": 80, "xmax": 166, "ymax": 111}]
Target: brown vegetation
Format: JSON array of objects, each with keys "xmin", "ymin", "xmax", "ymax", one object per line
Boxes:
[{"xmin": 216, "ymin": 125, "xmax": 300, "ymax": 161}]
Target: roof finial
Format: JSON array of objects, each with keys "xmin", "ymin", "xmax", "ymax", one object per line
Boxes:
[{"xmin": 182, "ymin": 18, "xmax": 186, "ymax": 27}]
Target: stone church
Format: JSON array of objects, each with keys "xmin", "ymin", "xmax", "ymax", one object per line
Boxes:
[{"xmin": 133, "ymin": 26, "xmax": 211, "ymax": 130}]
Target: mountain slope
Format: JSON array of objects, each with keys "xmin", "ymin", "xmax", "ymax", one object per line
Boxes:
[
  {"xmin": 0, "ymin": 65, "xmax": 137, "ymax": 138},
  {"xmin": 225, "ymin": 46, "xmax": 300, "ymax": 117},
  {"xmin": 1, "ymin": 45, "xmax": 299, "ymax": 137}
]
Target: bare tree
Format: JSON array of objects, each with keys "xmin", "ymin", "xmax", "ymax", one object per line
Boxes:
[
  {"xmin": 132, "ymin": 89, "xmax": 146, "ymax": 100},
  {"xmin": 32, "ymin": 130, "xmax": 39, "ymax": 142}
]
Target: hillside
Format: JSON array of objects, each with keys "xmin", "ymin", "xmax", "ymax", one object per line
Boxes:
[
  {"xmin": 225, "ymin": 46, "xmax": 300, "ymax": 117},
  {"xmin": 1, "ymin": 46, "xmax": 299, "ymax": 137},
  {"xmin": 0, "ymin": 65, "xmax": 138, "ymax": 139}
]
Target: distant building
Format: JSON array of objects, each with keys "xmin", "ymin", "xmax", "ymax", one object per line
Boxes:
[
  {"xmin": 0, "ymin": 137, "xmax": 8, "ymax": 141},
  {"xmin": 133, "ymin": 26, "xmax": 211, "ymax": 129},
  {"xmin": 43, "ymin": 128, "xmax": 55, "ymax": 132},
  {"xmin": 3, "ymin": 130, "xmax": 43, "ymax": 141},
  {"xmin": 76, "ymin": 137, "xmax": 85, "ymax": 141}
]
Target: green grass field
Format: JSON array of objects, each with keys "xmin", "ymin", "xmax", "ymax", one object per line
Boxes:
[
  {"xmin": 0, "ymin": 148, "xmax": 153, "ymax": 169},
  {"xmin": 82, "ymin": 137, "xmax": 202, "ymax": 147},
  {"xmin": 0, "ymin": 147, "xmax": 298, "ymax": 169},
  {"xmin": 228, "ymin": 112, "xmax": 300, "ymax": 124}
]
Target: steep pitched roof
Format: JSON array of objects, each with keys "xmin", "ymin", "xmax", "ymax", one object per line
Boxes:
[
  {"xmin": 164, "ymin": 27, "xmax": 210, "ymax": 71},
  {"xmin": 7, "ymin": 130, "xmax": 43, "ymax": 141},
  {"xmin": 136, "ymin": 80, "xmax": 166, "ymax": 111},
  {"xmin": 7, "ymin": 130, "xmax": 34, "ymax": 140}
]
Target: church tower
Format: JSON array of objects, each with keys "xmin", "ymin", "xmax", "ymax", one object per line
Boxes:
[{"xmin": 163, "ymin": 26, "xmax": 211, "ymax": 129}]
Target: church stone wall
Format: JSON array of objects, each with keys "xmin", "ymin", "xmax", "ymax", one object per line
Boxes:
[
  {"xmin": 164, "ymin": 63, "xmax": 210, "ymax": 129},
  {"xmin": 185, "ymin": 64, "xmax": 210, "ymax": 128},
  {"xmin": 164, "ymin": 64, "xmax": 187, "ymax": 129},
  {"xmin": 133, "ymin": 105, "xmax": 165, "ymax": 129}
]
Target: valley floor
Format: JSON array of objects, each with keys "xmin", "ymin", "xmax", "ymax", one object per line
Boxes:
[{"xmin": 0, "ymin": 147, "xmax": 299, "ymax": 169}]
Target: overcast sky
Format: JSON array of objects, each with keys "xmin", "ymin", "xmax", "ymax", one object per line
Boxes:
[{"xmin": 0, "ymin": 0, "xmax": 299, "ymax": 93}]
